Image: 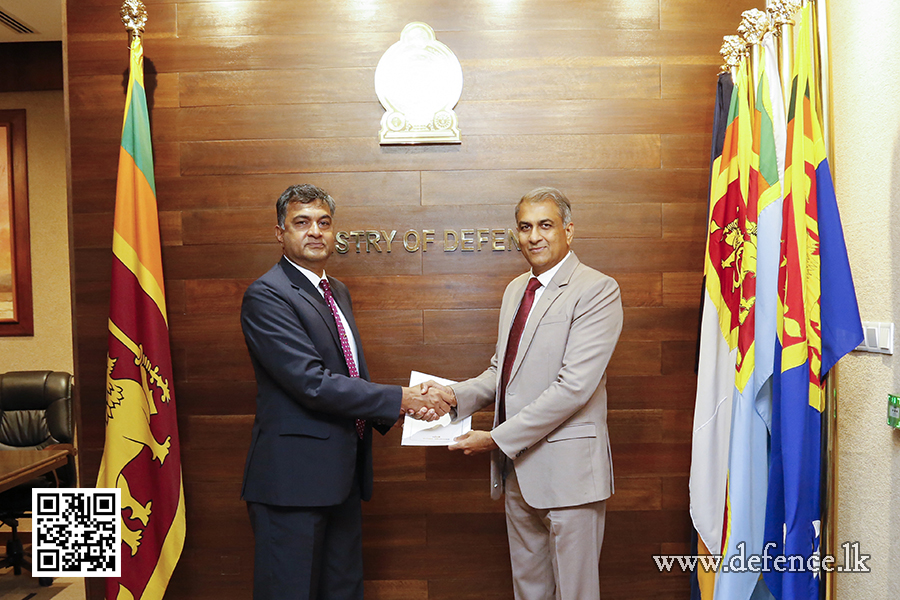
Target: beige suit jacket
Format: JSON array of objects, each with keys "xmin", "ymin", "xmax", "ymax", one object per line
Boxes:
[{"xmin": 452, "ymin": 253, "xmax": 623, "ymax": 509}]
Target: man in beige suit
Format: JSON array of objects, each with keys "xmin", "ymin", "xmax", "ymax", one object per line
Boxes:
[{"xmin": 428, "ymin": 187, "xmax": 623, "ymax": 600}]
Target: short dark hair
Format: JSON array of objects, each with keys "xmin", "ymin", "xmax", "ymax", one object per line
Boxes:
[
  {"xmin": 515, "ymin": 187, "xmax": 572, "ymax": 226},
  {"xmin": 276, "ymin": 184, "xmax": 336, "ymax": 227}
]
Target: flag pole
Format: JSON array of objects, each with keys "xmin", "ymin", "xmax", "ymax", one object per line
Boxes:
[
  {"xmin": 810, "ymin": 3, "xmax": 838, "ymax": 599},
  {"xmin": 824, "ymin": 373, "xmax": 837, "ymax": 600},
  {"xmin": 768, "ymin": 0, "xmax": 802, "ymax": 114},
  {"xmin": 812, "ymin": 0, "xmax": 833, "ymax": 164},
  {"xmin": 738, "ymin": 9, "xmax": 770, "ymax": 95}
]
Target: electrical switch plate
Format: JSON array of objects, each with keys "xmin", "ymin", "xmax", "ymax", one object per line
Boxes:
[{"xmin": 855, "ymin": 322, "xmax": 894, "ymax": 354}]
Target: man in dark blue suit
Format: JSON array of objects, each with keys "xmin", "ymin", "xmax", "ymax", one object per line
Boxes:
[{"xmin": 241, "ymin": 184, "xmax": 448, "ymax": 600}]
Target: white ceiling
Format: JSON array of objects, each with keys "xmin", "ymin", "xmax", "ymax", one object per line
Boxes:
[{"xmin": 0, "ymin": 0, "xmax": 62, "ymax": 42}]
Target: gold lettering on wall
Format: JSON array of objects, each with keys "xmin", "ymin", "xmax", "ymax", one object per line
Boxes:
[
  {"xmin": 508, "ymin": 229, "xmax": 521, "ymax": 251},
  {"xmin": 335, "ymin": 231, "xmax": 350, "ymax": 254},
  {"xmin": 367, "ymin": 231, "xmax": 382, "ymax": 253},
  {"xmin": 444, "ymin": 230, "xmax": 459, "ymax": 252},
  {"xmin": 335, "ymin": 228, "xmax": 519, "ymax": 255},
  {"xmin": 350, "ymin": 231, "xmax": 365, "ymax": 253},
  {"xmin": 403, "ymin": 229, "xmax": 420, "ymax": 252},
  {"xmin": 423, "ymin": 229, "xmax": 435, "ymax": 252},
  {"xmin": 382, "ymin": 230, "xmax": 397, "ymax": 252},
  {"xmin": 492, "ymin": 229, "xmax": 506, "ymax": 251},
  {"xmin": 476, "ymin": 229, "xmax": 491, "ymax": 251},
  {"xmin": 459, "ymin": 229, "xmax": 475, "ymax": 252}
]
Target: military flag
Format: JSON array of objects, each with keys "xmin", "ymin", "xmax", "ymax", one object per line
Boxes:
[
  {"xmin": 97, "ymin": 32, "xmax": 186, "ymax": 600},
  {"xmin": 713, "ymin": 31, "xmax": 785, "ymax": 600},
  {"xmin": 762, "ymin": 6, "xmax": 863, "ymax": 600}
]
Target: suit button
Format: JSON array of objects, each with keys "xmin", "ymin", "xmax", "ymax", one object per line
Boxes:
[{"xmin": 493, "ymin": 483, "xmax": 499, "ymax": 488}]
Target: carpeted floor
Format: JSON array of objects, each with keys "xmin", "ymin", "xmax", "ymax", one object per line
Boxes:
[
  {"xmin": 0, "ymin": 568, "xmax": 85, "ymax": 600},
  {"xmin": 1, "ymin": 522, "xmax": 85, "ymax": 600}
]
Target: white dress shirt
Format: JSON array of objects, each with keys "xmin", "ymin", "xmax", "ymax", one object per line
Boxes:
[
  {"xmin": 522, "ymin": 251, "xmax": 573, "ymax": 330},
  {"xmin": 283, "ymin": 256, "xmax": 359, "ymax": 372}
]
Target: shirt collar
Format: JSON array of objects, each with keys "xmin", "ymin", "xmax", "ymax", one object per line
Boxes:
[
  {"xmin": 532, "ymin": 251, "xmax": 572, "ymax": 288},
  {"xmin": 283, "ymin": 255, "xmax": 327, "ymax": 291}
]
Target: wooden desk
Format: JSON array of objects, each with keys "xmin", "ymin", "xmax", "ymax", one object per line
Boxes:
[{"xmin": 0, "ymin": 446, "xmax": 75, "ymax": 494}]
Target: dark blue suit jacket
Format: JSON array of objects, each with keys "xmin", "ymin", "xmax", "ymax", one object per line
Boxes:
[{"xmin": 240, "ymin": 257, "xmax": 401, "ymax": 506}]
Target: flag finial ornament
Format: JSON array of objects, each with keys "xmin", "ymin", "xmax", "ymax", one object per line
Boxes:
[
  {"xmin": 121, "ymin": 0, "xmax": 147, "ymax": 37},
  {"xmin": 719, "ymin": 35, "xmax": 747, "ymax": 74},
  {"xmin": 768, "ymin": 0, "xmax": 802, "ymax": 28},
  {"xmin": 738, "ymin": 9, "xmax": 771, "ymax": 46}
]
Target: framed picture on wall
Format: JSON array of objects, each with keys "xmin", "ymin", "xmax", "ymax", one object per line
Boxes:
[{"xmin": 0, "ymin": 109, "xmax": 33, "ymax": 336}]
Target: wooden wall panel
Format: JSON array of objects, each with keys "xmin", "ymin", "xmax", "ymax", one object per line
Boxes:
[
  {"xmin": 662, "ymin": 133, "xmax": 711, "ymax": 168},
  {"xmin": 660, "ymin": 0, "xmax": 751, "ymax": 31},
  {"xmin": 422, "ymin": 169, "xmax": 710, "ymax": 205},
  {"xmin": 72, "ymin": 96, "xmax": 715, "ymax": 143},
  {"xmin": 175, "ymin": 1, "xmax": 661, "ymax": 37},
  {"xmin": 178, "ymin": 134, "xmax": 661, "ymax": 174},
  {"xmin": 68, "ymin": 73, "xmax": 180, "ymax": 109},
  {"xmin": 607, "ymin": 374, "xmax": 698, "ymax": 410},
  {"xmin": 179, "ymin": 64, "xmax": 662, "ymax": 106},
  {"xmin": 66, "ymin": 1, "xmax": 764, "ymax": 598},
  {"xmin": 68, "ymin": 29, "xmax": 729, "ymax": 77},
  {"xmin": 662, "ymin": 64, "xmax": 721, "ymax": 99},
  {"xmin": 664, "ymin": 271, "xmax": 705, "ymax": 307}
]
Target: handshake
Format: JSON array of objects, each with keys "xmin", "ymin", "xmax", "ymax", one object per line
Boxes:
[{"xmin": 400, "ymin": 380, "xmax": 456, "ymax": 421}]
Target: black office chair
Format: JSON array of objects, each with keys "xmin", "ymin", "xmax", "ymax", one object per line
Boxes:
[{"xmin": 0, "ymin": 370, "xmax": 75, "ymax": 581}]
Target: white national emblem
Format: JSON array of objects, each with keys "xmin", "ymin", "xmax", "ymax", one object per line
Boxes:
[{"xmin": 375, "ymin": 22, "xmax": 463, "ymax": 144}]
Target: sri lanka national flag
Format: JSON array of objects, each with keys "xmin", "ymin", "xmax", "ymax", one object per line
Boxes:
[
  {"xmin": 97, "ymin": 34, "xmax": 186, "ymax": 600},
  {"xmin": 714, "ymin": 31, "xmax": 785, "ymax": 600},
  {"xmin": 763, "ymin": 6, "xmax": 863, "ymax": 600}
]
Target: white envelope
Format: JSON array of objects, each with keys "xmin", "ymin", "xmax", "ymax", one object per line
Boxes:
[{"xmin": 401, "ymin": 371, "xmax": 472, "ymax": 446}]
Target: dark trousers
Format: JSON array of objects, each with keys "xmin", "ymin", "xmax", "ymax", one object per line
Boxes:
[{"xmin": 247, "ymin": 481, "xmax": 363, "ymax": 600}]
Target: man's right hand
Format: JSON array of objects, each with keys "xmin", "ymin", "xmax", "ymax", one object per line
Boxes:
[
  {"xmin": 419, "ymin": 380, "xmax": 457, "ymax": 407},
  {"xmin": 400, "ymin": 385, "xmax": 453, "ymax": 421}
]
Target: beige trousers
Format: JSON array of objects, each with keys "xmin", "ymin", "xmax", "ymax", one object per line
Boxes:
[{"xmin": 504, "ymin": 468, "xmax": 607, "ymax": 600}]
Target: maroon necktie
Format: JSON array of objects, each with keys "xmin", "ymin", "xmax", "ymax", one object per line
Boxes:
[
  {"xmin": 319, "ymin": 279, "xmax": 365, "ymax": 439},
  {"xmin": 498, "ymin": 277, "xmax": 542, "ymax": 423}
]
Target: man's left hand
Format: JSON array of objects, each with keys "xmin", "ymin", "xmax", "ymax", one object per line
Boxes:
[{"xmin": 449, "ymin": 430, "xmax": 498, "ymax": 455}]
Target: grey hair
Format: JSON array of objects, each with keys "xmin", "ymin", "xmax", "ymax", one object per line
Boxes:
[
  {"xmin": 276, "ymin": 184, "xmax": 336, "ymax": 228},
  {"xmin": 515, "ymin": 187, "xmax": 572, "ymax": 226}
]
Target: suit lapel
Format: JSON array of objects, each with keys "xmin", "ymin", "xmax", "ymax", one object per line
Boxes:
[
  {"xmin": 508, "ymin": 254, "xmax": 580, "ymax": 382},
  {"xmin": 497, "ymin": 275, "xmax": 529, "ymax": 371},
  {"xmin": 278, "ymin": 258, "xmax": 343, "ymax": 352}
]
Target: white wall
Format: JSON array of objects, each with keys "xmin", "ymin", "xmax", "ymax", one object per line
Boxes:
[
  {"xmin": 0, "ymin": 91, "xmax": 73, "ymax": 374},
  {"xmin": 829, "ymin": 1, "xmax": 900, "ymax": 597}
]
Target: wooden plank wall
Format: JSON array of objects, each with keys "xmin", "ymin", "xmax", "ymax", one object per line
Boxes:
[{"xmin": 66, "ymin": 1, "xmax": 761, "ymax": 598}]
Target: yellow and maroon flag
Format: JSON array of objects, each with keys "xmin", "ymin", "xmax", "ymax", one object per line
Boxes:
[
  {"xmin": 714, "ymin": 31, "xmax": 785, "ymax": 600},
  {"xmin": 97, "ymin": 33, "xmax": 185, "ymax": 600}
]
